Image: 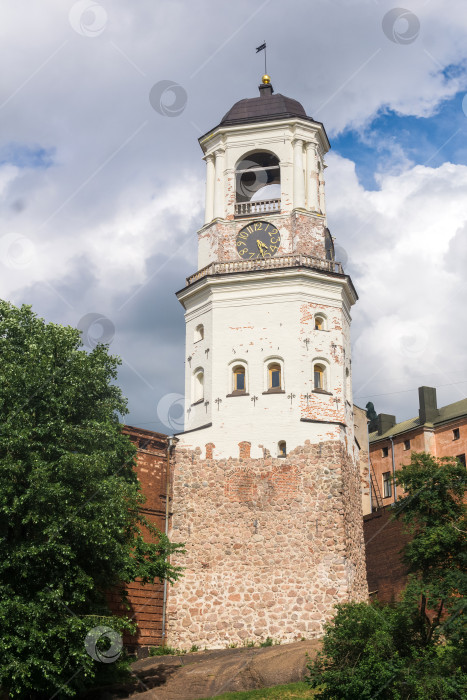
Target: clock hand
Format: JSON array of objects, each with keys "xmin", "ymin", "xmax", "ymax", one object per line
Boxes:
[{"xmin": 257, "ymin": 240, "xmax": 268, "ymax": 258}]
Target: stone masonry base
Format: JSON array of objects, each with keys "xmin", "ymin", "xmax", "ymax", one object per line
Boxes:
[{"xmin": 166, "ymin": 439, "xmax": 368, "ymax": 649}]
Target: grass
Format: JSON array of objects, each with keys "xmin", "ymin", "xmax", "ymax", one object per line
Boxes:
[
  {"xmin": 148, "ymin": 644, "xmax": 186, "ymax": 656},
  {"xmin": 198, "ymin": 681, "xmax": 317, "ymax": 699}
]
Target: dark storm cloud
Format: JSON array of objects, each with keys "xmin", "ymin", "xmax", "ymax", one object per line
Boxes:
[{"xmin": 1, "ymin": 0, "xmax": 467, "ymax": 429}]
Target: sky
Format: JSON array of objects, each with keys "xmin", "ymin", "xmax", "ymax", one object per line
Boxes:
[{"xmin": 1, "ymin": 0, "xmax": 467, "ymax": 434}]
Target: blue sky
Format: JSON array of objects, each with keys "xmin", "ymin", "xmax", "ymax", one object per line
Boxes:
[
  {"xmin": 0, "ymin": 143, "xmax": 55, "ymax": 169},
  {"xmin": 333, "ymin": 88, "xmax": 467, "ymax": 190}
]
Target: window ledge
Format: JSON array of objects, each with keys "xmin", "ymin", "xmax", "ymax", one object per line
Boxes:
[
  {"xmin": 191, "ymin": 399, "xmax": 204, "ymax": 406},
  {"xmin": 226, "ymin": 392, "xmax": 250, "ymax": 397},
  {"xmin": 312, "ymin": 388, "xmax": 332, "ymax": 396},
  {"xmin": 262, "ymin": 389, "xmax": 285, "ymax": 394}
]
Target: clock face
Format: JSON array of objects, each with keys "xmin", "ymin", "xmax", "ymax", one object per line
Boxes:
[{"xmin": 235, "ymin": 221, "xmax": 281, "ymax": 261}]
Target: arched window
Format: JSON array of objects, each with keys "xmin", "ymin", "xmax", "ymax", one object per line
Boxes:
[
  {"xmin": 313, "ymin": 363, "xmax": 325, "ymax": 391},
  {"xmin": 233, "ymin": 365, "xmax": 246, "ymax": 393},
  {"xmin": 268, "ymin": 362, "xmax": 282, "ymax": 390},
  {"xmin": 278, "ymin": 441, "xmax": 286, "ymax": 457},
  {"xmin": 315, "ymin": 315, "xmax": 325, "ymax": 331},
  {"xmin": 193, "ymin": 369, "xmax": 204, "ymax": 403},
  {"xmin": 235, "ymin": 151, "xmax": 280, "ymax": 216},
  {"xmin": 194, "ymin": 324, "xmax": 204, "ymax": 342}
]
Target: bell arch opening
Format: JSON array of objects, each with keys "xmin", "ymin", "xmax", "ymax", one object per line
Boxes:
[{"xmin": 234, "ymin": 151, "xmax": 280, "ymax": 217}]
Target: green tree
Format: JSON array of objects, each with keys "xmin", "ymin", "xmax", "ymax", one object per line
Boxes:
[
  {"xmin": 394, "ymin": 452, "xmax": 467, "ymax": 648},
  {"xmin": 306, "ymin": 452, "xmax": 467, "ymax": 699},
  {"xmin": 0, "ymin": 301, "xmax": 183, "ymax": 698}
]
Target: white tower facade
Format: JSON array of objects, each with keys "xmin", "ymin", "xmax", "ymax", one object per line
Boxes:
[
  {"xmin": 168, "ymin": 78, "xmax": 367, "ymax": 650},
  {"xmin": 176, "ymin": 78, "xmax": 356, "ymax": 460}
]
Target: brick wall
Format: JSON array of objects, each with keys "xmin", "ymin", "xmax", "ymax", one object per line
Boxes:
[
  {"xmin": 363, "ymin": 506, "xmax": 411, "ymax": 602},
  {"xmin": 167, "ymin": 439, "xmax": 368, "ymax": 650},
  {"xmin": 434, "ymin": 420, "xmax": 467, "ymax": 461},
  {"xmin": 107, "ymin": 426, "xmax": 168, "ymax": 649},
  {"xmin": 366, "ymin": 419, "xmax": 467, "ymax": 603},
  {"xmin": 198, "ymin": 210, "xmax": 329, "ymax": 267},
  {"xmin": 369, "ymin": 419, "xmax": 467, "ymax": 510},
  {"xmin": 369, "ymin": 430, "xmax": 425, "ymax": 508}
]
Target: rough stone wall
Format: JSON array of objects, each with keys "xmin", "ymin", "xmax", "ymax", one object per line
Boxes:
[
  {"xmin": 167, "ymin": 439, "xmax": 368, "ymax": 650},
  {"xmin": 341, "ymin": 438, "xmax": 368, "ymax": 598},
  {"xmin": 354, "ymin": 405, "xmax": 371, "ymax": 516}
]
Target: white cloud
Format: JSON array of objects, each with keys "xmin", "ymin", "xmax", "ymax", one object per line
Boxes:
[
  {"xmin": 326, "ymin": 153, "xmax": 467, "ymax": 419},
  {"xmin": 1, "ymin": 0, "xmax": 467, "ymax": 425}
]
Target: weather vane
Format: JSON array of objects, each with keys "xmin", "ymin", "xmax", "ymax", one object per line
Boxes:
[{"xmin": 256, "ymin": 40, "xmax": 267, "ymax": 75}]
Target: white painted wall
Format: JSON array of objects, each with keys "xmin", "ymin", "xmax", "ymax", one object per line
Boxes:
[
  {"xmin": 177, "ymin": 268, "xmax": 356, "ymax": 459},
  {"xmin": 175, "ymin": 107, "xmax": 357, "ymax": 461}
]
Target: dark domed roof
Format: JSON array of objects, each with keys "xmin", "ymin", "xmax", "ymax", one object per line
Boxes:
[
  {"xmin": 220, "ymin": 85, "xmax": 309, "ymax": 126},
  {"xmin": 198, "ymin": 82, "xmax": 329, "ymax": 150}
]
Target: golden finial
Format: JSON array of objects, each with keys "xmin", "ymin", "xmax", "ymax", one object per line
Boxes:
[{"xmin": 262, "ymin": 74, "xmax": 271, "ymax": 85}]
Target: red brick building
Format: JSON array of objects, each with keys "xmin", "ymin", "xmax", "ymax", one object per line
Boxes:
[
  {"xmin": 108, "ymin": 426, "xmax": 169, "ymax": 649},
  {"xmin": 363, "ymin": 386, "xmax": 467, "ymax": 601}
]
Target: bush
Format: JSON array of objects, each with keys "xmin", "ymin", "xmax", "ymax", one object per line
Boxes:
[
  {"xmin": 306, "ymin": 600, "xmax": 467, "ymax": 699},
  {"xmin": 260, "ymin": 637, "xmax": 274, "ymax": 647}
]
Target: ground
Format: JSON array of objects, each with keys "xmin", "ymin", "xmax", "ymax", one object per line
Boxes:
[{"xmin": 84, "ymin": 640, "xmax": 321, "ymax": 699}]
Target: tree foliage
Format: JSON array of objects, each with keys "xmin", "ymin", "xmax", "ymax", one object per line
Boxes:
[
  {"xmin": 394, "ymin": 452, "xmax": 467, "ymax": 646},
  {"xmin": 0, "ymin": 301, "xmax": 183, "ymax": 698},
  {"xmin": 307, "ymin": 452, "xmax": 467, "ymax": 699}
]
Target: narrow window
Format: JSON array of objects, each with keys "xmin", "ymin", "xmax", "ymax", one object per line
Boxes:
[
  {"xmin": 315, "ymin": 316, "xmax": 324, "ymax": 331},
  {"xmin": 194, "ymin": 370, "xmax": 204, "ymax": 402},
  {"xmin": 453, "ymin": 428, "xmax": 460, "ymax": 441},
  {"xmin": 457, "ymin": 454, "xmax": 466, "ymax": 468},
  {"xmin": 194, "ymin": 324, "xmax": 204, "ymax": 342},
  {"xmin": 313, "ymin": 364, "xmax": 325, "ymax": 390},
  {"xmin": 278, "ymin": 441, "xmax": 286, "ymax": 457},
  {"xmin": 382, "ymin": 446, "xmax": 389, "ymax": 458},
  {"xmin": 403, "ymin": 439, "xmax": 411, "ymax": 451},
  {"xmin": 382, "ymin": 471, "xmax": 392, "ymax": 499},
  {"xmin": 268, "ymin": 363, "xmax": 281, "ymax": 390},
  {"xmin": 233, "ymin": 365, "xmax": 246, "ymax": 393}
]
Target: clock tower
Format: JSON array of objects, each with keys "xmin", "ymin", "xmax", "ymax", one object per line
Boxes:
[{"xmin": 167, "ymin": 77, "xmax": 368, "ymax": 649}]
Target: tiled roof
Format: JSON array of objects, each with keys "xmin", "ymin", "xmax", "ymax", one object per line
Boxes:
[{"xmin": 369, "ymin": 397, "xmax": 467, "ymax": 443}]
